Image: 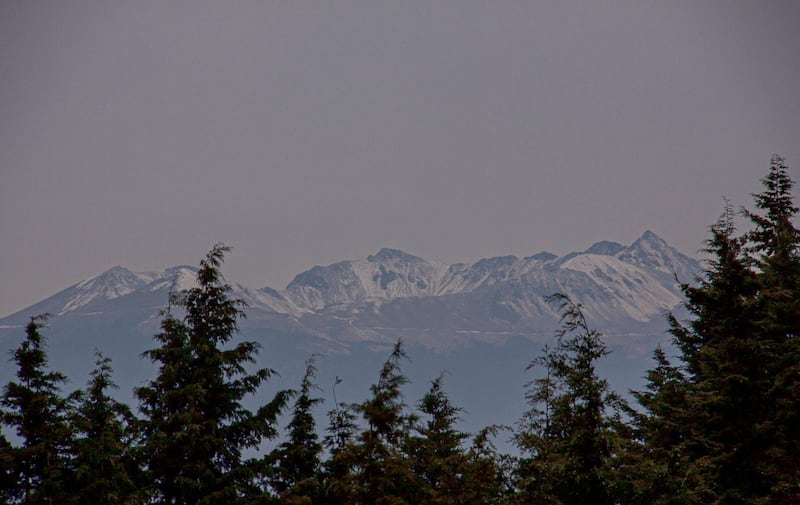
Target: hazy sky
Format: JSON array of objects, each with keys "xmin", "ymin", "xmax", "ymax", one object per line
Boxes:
[{"xmin": 2, "ymin": 1, "xmax": 799, "ymax": 317}]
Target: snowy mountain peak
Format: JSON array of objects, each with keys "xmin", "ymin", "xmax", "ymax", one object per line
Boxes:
[
  {"xmin": 471, "ymin": 255, "xmax": 518, "ymax": 271},
  {"xmin": 3, "ymin": 266, "xmax": 163, "ymax": 319},
  {"xmin": 144, "ymin": 266, "xmax": 199, "ymax": 293},
  {"xmin": 67, "ymin": 266, "xmax": 158, "ymax": 311},
  {"xmin": 632, "ymin": 230, "xmax": 668, "ymax": 249},
  {"xmin": 584, "ymin": 241, "xmax": 625, "ymax": 256},
  {"xmin": 524, "ymin": 251, "xmax": 558, "ymax": 262},
  {"xmin": 284, "ymin": 249, "xmax": 444, "ymax": 310},
  {"xmin": 77, "ymin": 266, "xmax": 143, "ymax": 288},
  {"xmin": 163, "ymin": 265, "xmax": 198, "ymax": 276},
  {"xmin": 616, "ymin": 231, "xmax": 698, "ymax": 280},
  {"xmin": 367, "ymin": 248, "xmax": 424, "ymax": 264}
]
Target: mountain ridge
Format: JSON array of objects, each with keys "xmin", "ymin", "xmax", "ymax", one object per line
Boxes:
[{"xmin": 1, "ymin": 231, "xmax": 700, "ymax": 352}]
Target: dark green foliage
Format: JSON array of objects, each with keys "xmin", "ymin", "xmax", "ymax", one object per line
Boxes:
[
  {"xmin": 135, "ymin": 244, "xmax": 290, "ymax": 504},
  {"xmin": 622, "ymin": 346, "xmax": 696, "ymax": 504},
  {"xmin": 679, "ymin": 205, "xmax": 769, "ymax": 502},
  {"xmin": 743, "ymin": 154, "xmax": 800, "ymax": 500},
  {"xmin": 269, "ymin": 356, "xmax": 324, "ymax": 504},
  {"xmin": 341, "ymin": 340, "xmax": 421, "ymax": 505},
  {"xmin": 0, "ymin": 431, "xmax": 14, "ymax": 503},
  {"xmin": 321, "ymin": 377, "xmax": 358, "ymax": 504},
  {"xmin": 634, "ymin": 155, "xmax": 800, "ymax": 503},
  {"xmin": 406, "ymin": 374, "xmax": 468, "ymax": 505},
  {"xmin": 70, "ymin": 352, "xmax": 138, "ymax": 504},
  {"xmin": 0, "ymin": 315, "xmax": 75, "ymax": 504},
  {"xmin": 461, "ymin": 425, "xmax": 514, "ymax": 505},
  {"xmin": 515, "ymin": 294, "xmax": 625, "ymax": 505},
  {"xmin": 407, "ymin": 376, "xmax": 512, "ymax": 505}
]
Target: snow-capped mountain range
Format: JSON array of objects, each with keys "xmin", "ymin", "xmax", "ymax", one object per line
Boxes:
[
  {"xmin": 0, "ymin": 231, "xmax": 702, "ymax": 438},
  {"xmin": 1, "ymin": 230, "xmax": 700, "ymax": 350}
]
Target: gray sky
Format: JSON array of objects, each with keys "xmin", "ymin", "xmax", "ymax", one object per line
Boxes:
[{"xmin": 2, "ymin": 1, "xmax": 799, "ymax": 317}]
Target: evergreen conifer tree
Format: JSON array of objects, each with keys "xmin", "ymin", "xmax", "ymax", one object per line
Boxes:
[
  {"xmin": 623, "ymin": 346, "xmax": 696, "ymax": 504},
  {"xmin": 347, "ymin": 340, "xmax": 419, "ymax": 505},
  {"xmin": 514, "ymin": 295, "xmax": 624, "ymax": 505},
  {"xmin": 640, "ymin": 155, "xmax": 800, "ymax": 503},
  {"xmin": 0, "ymin": 430, "xmax": 17, "ymax": 503},
  {"xmin": 460, "ymin": 425, "xmax": 513, "ymax": 505},
  {"xmin": 70, "ymin": 352, "xmax": 138, "ymax": 504},
  {"xmin": 742, "ymin": 154, "xmax": 800, "ymax": 499},
  {"xmin": 135, "ymin": 244, "xmax": 290, "ymax": 504},
  {"xmin": 321, "ymin": 377, "xmax": 358, "ymax": 504},
  {"xmin": 269, "ymin": 356, "xmax": 324, "ymax": 504},
  {"xmin": 672, "ymin": 203, "xmax": 766, "ymax": 503},
  {"xmin": 406, "ymin": 374, "xmax": 468, "ymax": 505},
  {"xmin": 0, "ymin": 315, "xmax": 75, "ymax": 504}
]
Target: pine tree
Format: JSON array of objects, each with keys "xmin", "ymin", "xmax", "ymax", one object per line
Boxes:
[
  {"xmin": 743, "ymin": 154, "xmax": 800, "ymax": 500},
  {"xmin": 461, "ymin": 425, "xmax": 514, "ymax": 505},
  {"xmin": 514, "ymin": 294, "xmax": 624, "ymax": 505},
  {"xmin": 70, "ymin": 352, "xmax": 138, "ymax": 505},
  {"xmin": 642, "ymin": 155, "xmax": 800, "ymax": 503},
  {"xmin": 347, "ymin": 340, "xmax": 419, "ymax": 505},
  {"xmin": 623, "ymin": 346, "xmax": 697, "ymax": 504},
  {"xmin": 0, "ymin": 431, "xmax": 16, "ymax": 504},
  {"xmin": 0, "ymin": 315, "xmax": 75, "ymax": 504},
  {"xmin": 135, "ymin": 244, "xmax": 290, "ymax": 504},
  {"xmin": 674, "ymin": 203, "xmax": 767, "ymax": 503},
  {"xmin": 321, "ymin": 377, "xmax": 358, "ymax": 504},
  {"xmin": 269, "ymin": 356, "xmax": 324, "ymax": 504},
  {"xmin": 406, "ymin": 374, "xmax": 468, "ymax": 505}
]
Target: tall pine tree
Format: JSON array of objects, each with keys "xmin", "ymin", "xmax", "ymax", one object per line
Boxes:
[
  {"xmin": 623, "ymin": 346, "xmax": 697, "ymax": 504},
  {"xmin": 269, "ymin": 356, "xmax": 324, "ymax": 504},
  {"xmin": 70, "ymin": 352, "xmax": 138, "ymax": 505},
  {"xmin": 136, "ymin": 244, "xmax": 290, "ymax": 504},
  {"xmin": 347, "ymin": 340, "xmax": 420, "ymax": 505},
  {"xmin": 321, "ymin": 376, "xmax": 358, "ymax": 504},
  {"xmin": 640, "ymin": 155, "xmax": 800, "ymax": 503},
  {"xmin": 514, "ymin": 294, "xmax": 625, "ymax": 505},
  {"xmin": 743, "ymin": 154, "xmax": 800, "ymax": 500},
  {"xmin": 406, "ymin": 374, "xmax": 468, "ymax": 505},
  {"xmin": 0, "ymin": 315, "xmax": 75, "ymax": 504}
]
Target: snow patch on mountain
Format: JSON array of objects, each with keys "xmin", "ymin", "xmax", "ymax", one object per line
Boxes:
[
  {"xmin": 558, "ymin": 254, "xmax": 681, "ymax": 322},
  {"xmin": 143, "ymin": 266, "xmax": 199, "ymax": 293},
  {"xmin": 616, "ymin": 230, "xmax": 697, "ymax": 281},
  {"xmin": 58, "ymin": 266, "xmax": 159, "ymax": 315},
  {"xmin": 233, "ymin": 284, "xmax": 305, "ymax": 316},
  {"xmin": 285, "ymin": 249, "xmax": 452, "ymax": 310}
]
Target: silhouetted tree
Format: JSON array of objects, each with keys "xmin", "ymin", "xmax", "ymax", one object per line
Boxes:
[
  {"xmin": 622, "ymin": 346, "xmax": 696, "ymax": 504},
  {"xmin": 461, "ymin": 425, "xmax": 514, "ymax": 505},
  {"xmin": 0, "ymin": 315, "xmax": 75, "ymax": 504},
  {"xmin": 136, "ymin": 244, "xmax": 290, "ymax": 504},
  {"xmin": 515, "ymin": 295, "xmax": 625, "ymax": 505},
  {"xmin": 0, "ymin": 430, "xmax": 17, "ymax": 503},
  {"xmin": 406, "ymin": 374, "xmax": 468, "ymax": 504},
  {"xmin": 321, "ymin": 377, "xmax": 358, "ymax": 504},
  {"xmin": 347, "ymin": 341, "xmax": 420, "ymax": 505},
  {"xmin": 639, "ymin": 155, "xmax": 800, "ymax": 503},
  {"xmin": 70, "ymin": 352, "xmax": 138, "ymax": 504},
  {"xmin": 269, "ymin": 356, "xmax": 324, "ymax": 504}
]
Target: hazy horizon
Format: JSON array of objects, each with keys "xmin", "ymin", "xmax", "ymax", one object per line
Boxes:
[{"xmin": 2, "ymin": 1, "xmax": 799, "ymax": 317}]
